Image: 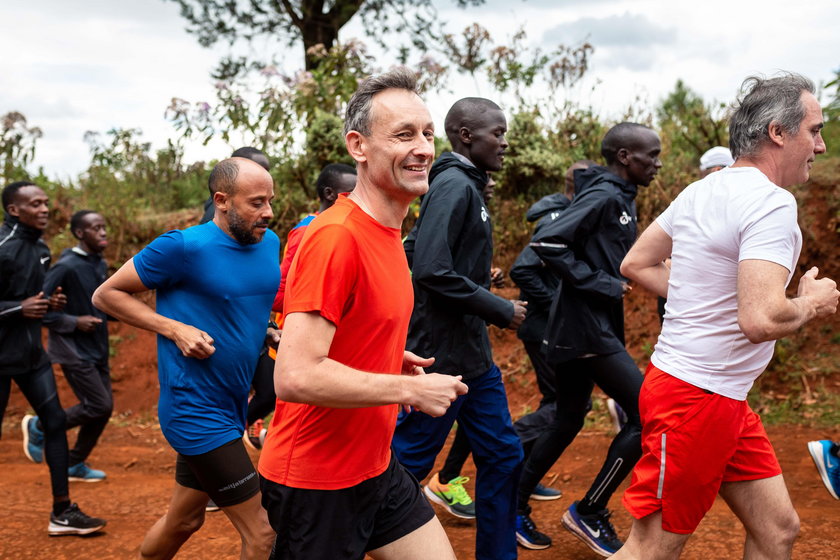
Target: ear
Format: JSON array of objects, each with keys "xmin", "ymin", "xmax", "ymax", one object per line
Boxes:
[
  {"xmin": 213, "ymin": 190, "xmax": 229, "ymax": 212},
  {"xmin": 767, "ymin": 121, "xmax": 785, "ymax": 147},
  {"xmin": 6, "ymin": 203, "xmax": 19, "ymax": 218},
  {"xmin": 616, "ymin": 147, "xmax": 631, "ymax": 166},
  {"xmin": 345, "ymin": 131, "xmax": 367, "ymax": 163},
  {"xmin": 323, "ymin": 186, "xmax": 336, "ymax": 202},
  {"xmin": 459, "ymin": 127, "xmax": 472, "ymax": 146},
  {"xmin": 72, "ymin": 228, "xmax": 83, "ymax": 240}
]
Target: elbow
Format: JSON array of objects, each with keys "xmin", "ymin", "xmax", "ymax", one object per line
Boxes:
[
  {"xmin": 91, "ymin": 286, "xmax": 107, "ymax": 313},
  {"xmin": 738, "ymin": 315, "xmax": 774, "ymax": 344},
  {"xmin": 619, "ymin": 257, "xmax": 637, "ymax": 283},
  {"xmin": 275, "ymin": 362, "xmax": 307, "ymax": 403}
]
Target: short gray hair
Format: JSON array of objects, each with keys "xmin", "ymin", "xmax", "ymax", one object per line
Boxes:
[
  {"xmin": 344, "ymin": 67, "xmax": 419, "ymax": 136},
  {"xmin": 729, "ymin": 72, "xmax": 816, "ymax": 159}
]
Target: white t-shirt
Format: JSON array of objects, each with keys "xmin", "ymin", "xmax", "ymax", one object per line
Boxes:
[{"xmin": 650, "ymin": 166, "xmax": 801, "ymax": 401}]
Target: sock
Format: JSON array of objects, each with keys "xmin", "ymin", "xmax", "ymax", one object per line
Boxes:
[
  {"xmin": 53, "ymin": 500, "xmax": 71, "ymax": 516},
  {"xmin": 576, "ymin": 499, "xmax": 603, "ymax": 516}
]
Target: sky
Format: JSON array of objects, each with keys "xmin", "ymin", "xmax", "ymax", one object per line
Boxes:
[{"xmin": 2, "ymin": 0, "xmax": 839, "ymax": 179}]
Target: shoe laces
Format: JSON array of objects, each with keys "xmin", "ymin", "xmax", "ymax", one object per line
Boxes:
[
  {"xmin": 444, "ymin": 476, "xmax": 473, "ymax": 505},
  {"xmin": 520, "ymin": 514, "xmax": 540, "ymax": 535},
  {"xmin": 585, "ymin": 509, "xmax": 620, "ymax": 542}
]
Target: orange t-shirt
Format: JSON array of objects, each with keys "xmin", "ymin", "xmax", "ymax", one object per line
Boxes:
[{"xmin": 258, "ymin": 195, "xmax": 413, "ymax": 490}]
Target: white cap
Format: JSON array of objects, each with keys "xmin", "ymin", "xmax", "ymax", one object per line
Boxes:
[{"xmin": 699, "ymin": 146, "xmax": 734, "ymax": 170}]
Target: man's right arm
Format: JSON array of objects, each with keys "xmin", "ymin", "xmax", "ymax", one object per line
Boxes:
[
  {"xmin": 412, "ymin": 184, "xmax": 516, "ymax": 328},
  {"xmin": 276, "ymin": 311, "xmax": 467, "ymax": 416},
  {"xmin": 531, "ymin": 188, "xmax": 625, "ymax": 300},
  {"xmin": 92, "ymin": 259, "xmax": 215, "ymax": 359},
  {"xmin": 738, "ymin": 261, "xmax": 838, "ymax": 343}
]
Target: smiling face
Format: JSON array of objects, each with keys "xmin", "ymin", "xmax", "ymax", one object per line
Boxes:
[
  {"xmin": 466, "ymin": 108, "xmax": 508, "ymax": 173},
  {"xmin": 778, "ymin": 91, "xmax": 826, "ymax": 187},
  {"xmin": 75, "ymin": 213, "xmax": 108, "ymax": 254},
  {"xmin": 355, "ymin": 88, "xmax": 436, "ymax": 203},
  {"xmin": 622, "ymin": 130, "xmax": 662, "ymax": 187},
  {"xmin": 8, "ymin": 185, "xmax": 49, "ymax": 230}
]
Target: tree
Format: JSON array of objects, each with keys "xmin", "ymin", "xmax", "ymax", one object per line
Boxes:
[
  {"xmin": 0, "ymin": 111, "xmax": 42, "ymax": 183},
  {"xmin": 168, "ymin": 0, "xmax": 484, "ymax": 75}
]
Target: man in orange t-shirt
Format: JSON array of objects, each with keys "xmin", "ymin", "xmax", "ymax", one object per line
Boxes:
[{"xmin": 258, "ymin": 68, "xmax": 467, "ymax": 559}]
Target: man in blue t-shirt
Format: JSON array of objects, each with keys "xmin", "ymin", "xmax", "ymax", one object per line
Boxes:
[{"xmin": 93, "ymin": 157, "xmax": 279, "ymax": 559}]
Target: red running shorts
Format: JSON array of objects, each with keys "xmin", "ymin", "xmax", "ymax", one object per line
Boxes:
[{"xmin": 622, "ymin": 363, "xmax": 781, "ymax": 534}]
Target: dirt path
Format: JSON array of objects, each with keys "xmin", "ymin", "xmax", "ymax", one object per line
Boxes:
[{"xmin": 1, "ymin": 418, "xmax": 836, "ymax": 559}]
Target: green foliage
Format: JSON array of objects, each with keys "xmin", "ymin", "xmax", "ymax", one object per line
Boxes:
[{"xmin": 1, "ymin": 111, "xmax": 42, "ymax": 184}]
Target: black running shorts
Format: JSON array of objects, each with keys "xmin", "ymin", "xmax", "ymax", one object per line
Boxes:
[
  {"xmin": 260, "ymin": 453, "xmax": 435, "ymax": 559},
  {"xmin": 175, "ymin": 438, "xmax": 260, "ymax": 508}
]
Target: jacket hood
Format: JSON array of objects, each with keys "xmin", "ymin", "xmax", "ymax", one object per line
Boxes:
[
  {"xmin": 429, "ymin": 152, "xmax": 488, "ymax": 188},
  {"xmin": 1, "ymin": 214, "xmax": 43, "ymax": 240},
  {"xmin": 526, "ymin": 193, "xmax": 571, "ymax": 222},
  {"xmin": 575, "ymin": 165, "xmax": 638, "ymax": 197}
]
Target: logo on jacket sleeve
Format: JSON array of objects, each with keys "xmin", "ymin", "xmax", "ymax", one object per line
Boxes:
[
  {"xmin": 481, "ymin": 207, "xmax": 488, "ymax": 222},
  {"xmin": 619, "ymin": 211, "xmax": 632, "ymax": 226}
]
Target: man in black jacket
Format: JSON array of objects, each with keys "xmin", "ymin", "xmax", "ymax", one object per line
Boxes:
[
  {"xmin": 392, "ymin": 97, "xmax": 526, "ymax": 560},
  {"xmin": 40, "ymin": 210, "xmax": 111, "ymax": 482},
  {"xmin": 515, "ymin": 123, "xmax": 661, "ymax": 557},
  {"xmin": 0, "ymin": 181, "xmax": 106, "ymax": 536}
]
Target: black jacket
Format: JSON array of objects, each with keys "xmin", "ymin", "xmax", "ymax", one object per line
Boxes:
[
  {"xmin": 531, "ymin": 166, "xmax": 638, "ymax": 363},
  {"xmin": 43, "ymin": 247, "xmax": 109, "ymax": 365},
  {"xmin": 405, "ymin": 152, "xmax": 513, "ymax": 379},
  {"xmin": 510, "ymin": 193, "xmax": 570, "ymax": 343},
  {"xmin": 0, "ymin": 216, "xmax": 52, "ymax": 375}
]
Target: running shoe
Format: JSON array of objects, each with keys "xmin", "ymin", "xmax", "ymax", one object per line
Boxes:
[
  {"xmin": 48, "ymin": 503, "xmax": 106, "ymax": 536},
  {"xmin": 531, "ymin": 482, "xmax": 563, "ymax": 501},
  {"xmin": 206, "ymin": 498, "xmax": 221, "ymax": 512},
  {"xmin": 423, "ymin": 473, "xmax": 476, "ymax": 519},
  {"xmin": 243, "ymin": 418, "xmax": 265, "ymax": 451},
  {"xmin": 561, "ymin": 501, "xmax": 623, "ymax": 557},
  {"xmin": 516, "ymin": 513, "xmax": 551, "ymax": 550},
  {"xmin": 68, "ymin": 462, "xmax": 107, "ymax": 482},
  {"xmin": 808, "ymin": 440, "xmax": 840, "ymax": 500},
  {"xmin": 22, "ymin": 414, "xmax": 44, "ymax": 463},
  {"xmin": 606, "ymin": 398, "xmax": 628, "ymax": 434}
]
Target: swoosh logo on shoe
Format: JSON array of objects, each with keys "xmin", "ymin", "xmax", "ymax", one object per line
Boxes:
[
  {"xmin": 53, "ymin": 519, "xmax": 70, "ymax": 526},
  {"xmin": 582, "ymin": 520, "xmax": 600, "ymax": 539}
]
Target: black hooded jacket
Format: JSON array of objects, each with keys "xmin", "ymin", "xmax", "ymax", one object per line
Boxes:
[
  {"xmin": 43, "ymin": 247, "xmax": 109, "ymax": 365},
  {"xmin": 530, "ymin": 166, "xmax": 638, "ymax": 363},
  {"xmin": 0, "ymin": 216, "xmax": 52, "ymax": 375},
  {"xmin": 405, "ymin": 152, "xmax": 514, "ymax": 379},
  {"xmin": 509, "ymin": 193, "xmax": 570, "ymax": 343}
]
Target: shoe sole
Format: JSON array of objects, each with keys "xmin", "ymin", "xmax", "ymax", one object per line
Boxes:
[
  {"xmin": 69, "ymin": 476, "xmax": 105, "ymax": 483},
  {"xmin": 561, "ymin": 510, "xmax": 614, "ymax": 558},
  {"xmin": 423, "ymin": 485, "xmax": 476, "ymax": 519},
  {"xmin": 531, "ymin": 492, "xmax": 562, "ymax": 501},
  {"xmin": 48, "ymin": 523, "xmax": 106, "ymax": 536},
  {"xmin": 808, "ymin": 441, "xmax": 840, "ymax": 499},
  {"xmin": 516, "ymin": 532, "xmax": 551, "ymax": 550},
  {"xmin": 21, "ymin": 415, "xmax": 42, "ymax": 464}
]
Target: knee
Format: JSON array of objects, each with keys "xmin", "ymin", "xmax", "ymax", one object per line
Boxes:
[
  {"xmin": 771, "ymin": 509, "xmax": 800, "ymax": 547},
  {"xmin": 245, "ymin": 524, "xmax": 276, "ymax": 555},
  {"xmin": 172, "ymin": 510, "xmax": 205, "ymax": 537},
  {"xmin": 40, "ymin": 407, "xmax": 67, "ymax": 434}
]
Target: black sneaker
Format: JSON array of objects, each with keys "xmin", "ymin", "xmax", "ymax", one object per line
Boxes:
[
  {"xmin": 561, "ymin": 501, "xmax": 623, "ymax": 557},
  {"xmin": 48, "ymin": 503, "xmax": 106, "ymax": 536},
  {"xmin": 516, "ymin": 513, "xmax": 552, "ymax": 550}
]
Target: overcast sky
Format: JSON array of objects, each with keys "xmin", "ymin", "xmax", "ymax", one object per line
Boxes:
[{"xmin": 2, "ymin": 0, "xmax": 839, "ymax": 179}]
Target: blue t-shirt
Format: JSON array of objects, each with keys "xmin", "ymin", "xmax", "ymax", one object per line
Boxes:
[{"xmin": 134, "ymin": 221, "xmax": 280, "ymax": 455}]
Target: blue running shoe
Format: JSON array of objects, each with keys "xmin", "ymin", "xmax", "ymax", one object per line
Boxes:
[
  {"xmin": 531, "ymin": 482, "xmax": 563, "ymax": 501},
  {"xmin": 516, "ymin": 513, "xmax": 551, "ymax": 550},
  {"xmin": 607, "ymin": 398, "xmax": 628, "ymax": 434},
  {"xmin": 22, "ymin": 414, "xmax": 44, "ymax": 464},
  {"xmin": 68, "ymin": 462, "xmax": 106, "ymax": 482},
  {"xmin": 808, "ymin": 440, "xmax": 840, "ymax": 500},
  {"xmin": 562, "ymin": 501, "xmax": 623, "ymax": 557}
]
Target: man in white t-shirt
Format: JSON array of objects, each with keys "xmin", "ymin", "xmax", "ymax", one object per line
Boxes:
[{"xmin": 615, "ymin": 73, "xmax": 839, "ymax": 559}]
